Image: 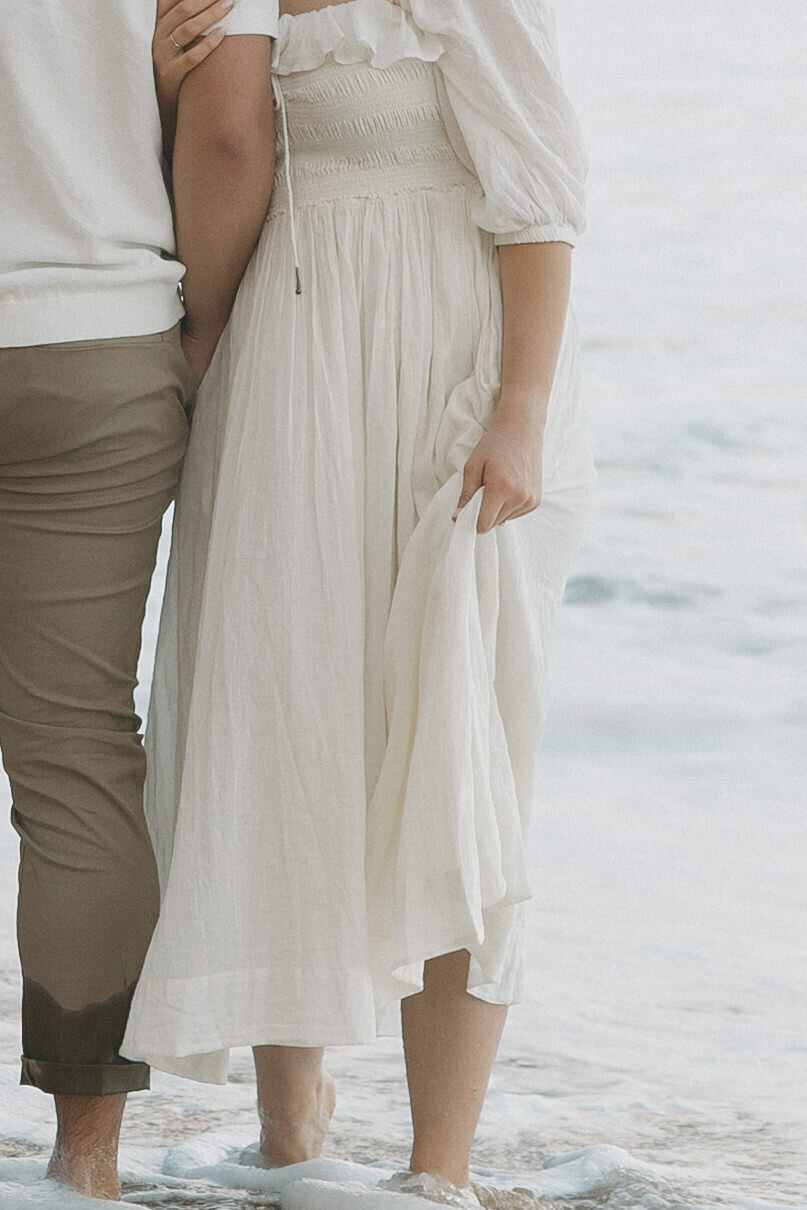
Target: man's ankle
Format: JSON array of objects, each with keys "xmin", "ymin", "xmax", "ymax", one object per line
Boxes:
[{"xmin": 48, "ymin": 1092, "xmax": 125, "ymax": 1200}]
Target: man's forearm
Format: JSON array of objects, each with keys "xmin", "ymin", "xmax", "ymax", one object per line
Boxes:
[{"xmin": 173, "ymin": 37, "xmax": 275, "ymax": 370}]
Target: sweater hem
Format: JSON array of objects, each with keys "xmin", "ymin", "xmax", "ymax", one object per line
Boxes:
[{"xmin": 0, "ymin": 284, "xmax": 184, "ymax": 349}]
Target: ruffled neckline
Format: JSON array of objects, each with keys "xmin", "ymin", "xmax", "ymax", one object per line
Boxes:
[{"xmin": 273, "ymin": 0, "xmax": 444, "ymax": 76}]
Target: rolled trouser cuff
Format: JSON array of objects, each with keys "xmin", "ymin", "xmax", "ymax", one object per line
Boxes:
[{"xmin": 20, "ymin": 1056, "xmax": 150, "ymax": 1096}]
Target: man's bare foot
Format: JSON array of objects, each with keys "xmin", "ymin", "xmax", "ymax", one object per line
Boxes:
[
  {"xmin": 46, "ymin": 1093, "xmax": 124, "ymax": 1200},
  {"xmin": 258, "ymin": 1069, "xmax": 336, "ymax": 1166},
  {"xmin": 46, "ymin": 1148, "xmax": 122, "ymax": 1201}
]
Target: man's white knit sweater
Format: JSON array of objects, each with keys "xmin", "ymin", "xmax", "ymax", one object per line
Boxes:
[{"xmin": 0, "ymin": 0, "xmax": 278, "ymax": 347}]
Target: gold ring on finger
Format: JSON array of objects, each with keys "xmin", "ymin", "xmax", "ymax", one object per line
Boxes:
[{"xmin": 169, "ymin": 32, "xmax": 183, "ymax": 52}]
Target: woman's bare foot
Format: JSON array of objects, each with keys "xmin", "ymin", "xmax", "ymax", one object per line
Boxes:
[
  {"xmin": 383, "ymin": 1171, "xmax": 481, "ymax": 1208},
  {"xmin": 254, "ymin": 1046, "xmax": 336, "ymax": 1166}
]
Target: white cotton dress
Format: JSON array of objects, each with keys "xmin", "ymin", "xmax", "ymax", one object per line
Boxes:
[{"xmin": 122, "ymin": 0, "xmax": 596, "ymax": 1083}]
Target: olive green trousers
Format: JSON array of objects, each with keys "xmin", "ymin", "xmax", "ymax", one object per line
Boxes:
[{"xmin": 0, "ymin": 327, "xmax": 192, "ymax": 1095}]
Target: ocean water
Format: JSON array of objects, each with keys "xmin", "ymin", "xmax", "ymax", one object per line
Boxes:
[{"xmin": 1, "ymin": 2, "xmax": 806, "ymax": 1208}]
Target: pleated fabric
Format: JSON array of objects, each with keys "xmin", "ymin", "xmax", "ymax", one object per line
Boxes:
[{"xmin": 122, "ymin": 4, "xmax": 594, "ymax": 1083}]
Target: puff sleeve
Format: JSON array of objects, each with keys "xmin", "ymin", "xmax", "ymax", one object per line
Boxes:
[
  {"xmin": 215, "ymin": 0, "xmax": 279, "ymax": 37},
  {"xmin": 401, "ymin": 0, "xmax": 586, "ymax": 245}
]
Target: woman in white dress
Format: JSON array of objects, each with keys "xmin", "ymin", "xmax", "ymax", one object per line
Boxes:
[{"xmin": 125, "ymin": 0, "xmax": 595, "ymax": 1195}]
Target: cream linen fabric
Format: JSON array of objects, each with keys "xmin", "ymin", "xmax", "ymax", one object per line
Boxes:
[{"xmin": 123, "ymin": 0, "xmax": 594, "ymax": 1083}]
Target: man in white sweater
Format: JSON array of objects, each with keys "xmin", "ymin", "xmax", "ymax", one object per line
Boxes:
[{"xmin": 0, "ymin": 0, "xmax": 276, "ymax": 1197}]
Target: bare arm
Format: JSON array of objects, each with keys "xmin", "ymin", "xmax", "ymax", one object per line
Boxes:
[
  {"xmin": 172, "ymin": 35, "xmax": 275, "ymax": 381},
  {"xmin": 498, "ymin": 242, "xmax": 571, "ymax": 414},
  {"xmin": 456, "ymin": 242, "xmax": 572, "ymax": 533}
]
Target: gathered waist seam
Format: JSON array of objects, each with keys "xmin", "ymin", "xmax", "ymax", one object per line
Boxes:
[
  {"xmin": 268, "ymin": 146, "xmax": 479, "ymax": 217},
  {"xmin": 267, "ymin": 177, "xmax": 481, "ymax": 222}
]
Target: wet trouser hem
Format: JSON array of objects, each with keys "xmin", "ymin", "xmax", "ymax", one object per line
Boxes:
[{"xmin": 20, "ymin": 1057, "xmax": 150, "ymax": 1096}]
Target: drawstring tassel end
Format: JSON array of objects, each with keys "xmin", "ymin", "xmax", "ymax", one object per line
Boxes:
[{"xmin": 272, "ymin": 74, "xmax": 303, "ymax": 299}]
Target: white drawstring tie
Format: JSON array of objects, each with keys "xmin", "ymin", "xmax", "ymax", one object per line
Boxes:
[{"xmin": 272, "ymin": 75, "xmax": 302, "ymax": 295}]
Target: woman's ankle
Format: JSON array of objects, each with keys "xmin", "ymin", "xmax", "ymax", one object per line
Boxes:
[
  {"xmin": 256, "ymin": 1064, "xmax": 336, "ymax": 1165},
  {"xmin": 408, "ymin": 1148, "xmax": 471, "ymax": 1191}
]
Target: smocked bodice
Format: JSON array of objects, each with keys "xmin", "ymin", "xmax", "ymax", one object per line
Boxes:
[{"xmin": 270, "ymin": 57, "xmax": 478, "ymax": 218}]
